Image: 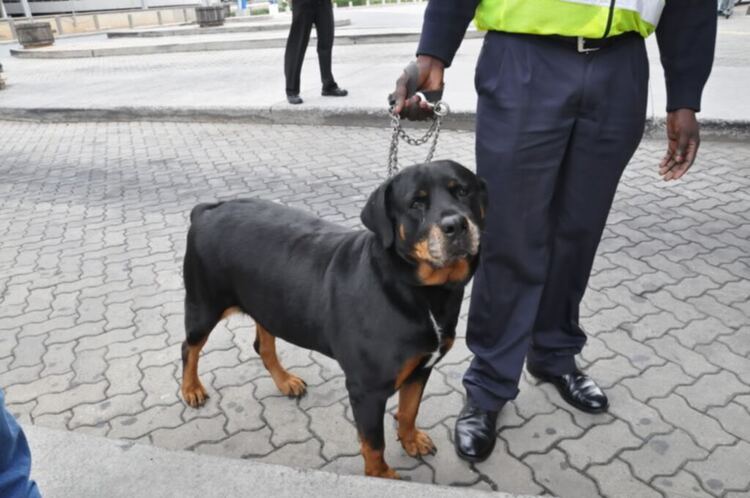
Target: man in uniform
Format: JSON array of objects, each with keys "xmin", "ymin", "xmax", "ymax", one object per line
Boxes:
[{"xmin": 392, "ymin": 0, "xmax": 716, "ymax": 462}]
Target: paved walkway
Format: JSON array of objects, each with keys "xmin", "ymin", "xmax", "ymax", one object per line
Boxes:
[
  {"xmin": 0, "ymin": 5, "xmax": 749, "ymax": 122},
  {"xmin": 1, "ymin": 120, "xmax": 748, "ymax": 497}
]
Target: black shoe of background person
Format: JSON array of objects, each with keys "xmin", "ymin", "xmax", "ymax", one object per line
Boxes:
[
  {"xmin": 321, "ymin": 85, "xmax": 348, "ymax": 97},
  {"xmin": 287, "ymin": 95, "xmax": 303, "ymax": 105},
  {"xmin": 454, "ymin": 398, "xmax": 499, "ymax": 463},
  {"xmin": 527, "ymin": 365, "xmax": 609, "ymax": 414}
]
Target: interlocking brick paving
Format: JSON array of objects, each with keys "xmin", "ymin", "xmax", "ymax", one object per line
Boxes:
[{"xmin": 1, "ymin": 121, "xmax": 748, "ymax": 497}]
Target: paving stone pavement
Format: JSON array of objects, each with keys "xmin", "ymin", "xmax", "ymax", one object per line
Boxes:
[{"xmin": 0, "ymin": 120, "xmax": 748, "ymax": 497}]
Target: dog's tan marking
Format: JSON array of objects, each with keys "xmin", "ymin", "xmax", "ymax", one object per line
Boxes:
[
  {"xmin": 394, "ymin": 354, "xmax": 426, "ymax": 390},
  {"xmin": 415, "ymin": 258, "xmax": 470, "ymax": 286},
  {"xmin": 442, "ymin": 336, "xmax": 455, "ymax": 353},
  {"xmin": 221, "ymin": 306, "xmax": 242, "ymax": 320},
  {"xmin": 360, "ymin": 437, "xmax": 399, "ymax": 479},
  {"xmin": 399, "ymin": 224, "xmax": 406, "ymax": 241},
  {"xmin": 412, "ymin": 239, "xmax": 432, "ymax": 261},
  {"xmin": 396, "ymin": 380, "xmax": 435, "ymax": 457},
  {"xmin": 181, "ymin": 336, "xmax": 209, "ymax": 407},
  {"xmin": 256, "ymin": 324, "xmax": 307, "ymax": 397}
]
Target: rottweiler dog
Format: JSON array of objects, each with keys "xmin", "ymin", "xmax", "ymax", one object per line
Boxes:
[{"xmin": 180, "ymin": 160, "xmax": 487, "ymax": 478}]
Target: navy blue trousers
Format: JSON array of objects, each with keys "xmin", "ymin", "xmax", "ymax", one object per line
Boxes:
[{"xmin": 464, "ymin": 32, "xmax": 649, "ymax": 411}]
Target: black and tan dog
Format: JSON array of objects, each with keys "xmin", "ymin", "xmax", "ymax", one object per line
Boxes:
[{"xmin": 180, "ymin": 160, "xmax": 487, "ymax": 478}]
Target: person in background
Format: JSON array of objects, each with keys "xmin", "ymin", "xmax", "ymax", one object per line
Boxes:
[
  {"xmin": 0, "ymin": 389, "xmax": 41, "ymax": 498},
  {"xmin": 284, "ymin": 0, "xmax": 348, "ymax": 105},
  {"xmin": 392, "ymin": 0, "xmax": 716, "ymax": 462},
  {"xmin": 718, "ymin": 0, "xmax": 736, "ymax": 18}
]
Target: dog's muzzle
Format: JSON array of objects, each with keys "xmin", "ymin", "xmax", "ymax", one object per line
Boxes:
[{"xmin": 424, "ymin": 215, "xmax": 480, "ymax": 266}]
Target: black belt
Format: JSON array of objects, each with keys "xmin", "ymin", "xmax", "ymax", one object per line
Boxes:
[
  {"xmin": 547, "ymin": 32, "xmax": 640, "ymax": 52},
  {"xmin": 502, "ymin": 31, "xmax": 641, "ymax": 53}
]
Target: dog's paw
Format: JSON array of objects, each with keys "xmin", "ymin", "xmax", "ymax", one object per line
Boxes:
[
  {"xmin": 278, "ymin": 373, "xmax": 307, "ymax": 398},
  {"xmin": 400, "ymin": 429, "xmax": 436, "ymax": 457},
  {"xmin": 367, "ymin": 466, "xmax": 400, "ymax": 479},
  {"xmin": 380, "ymin": 467, "xmax": 401, "ymax": 479},
  {"xmin": 181, "ymin": 382, "xmax": 209, "ymax": 408}
]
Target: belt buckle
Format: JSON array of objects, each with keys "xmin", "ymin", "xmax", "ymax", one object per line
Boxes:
[{"xmin": 577, "ymin": 36, "xmax": 600, "ymax": 54}]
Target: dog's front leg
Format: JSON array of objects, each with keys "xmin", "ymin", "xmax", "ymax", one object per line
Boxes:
[
  {"xmin": 396, "ymin": 368, "xmax": 436, "ymax": 457},
  {"xmin": 349, "ymin": 389, "xmax": 397, "ymax": 479}
]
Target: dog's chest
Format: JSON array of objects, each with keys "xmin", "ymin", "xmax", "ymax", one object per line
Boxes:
[{"xmin": 425, "ymin": 311, "xmax": 449, "ymax": 368}]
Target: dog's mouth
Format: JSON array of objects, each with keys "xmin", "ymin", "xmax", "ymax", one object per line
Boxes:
[
  {"xmin": 411, "ymin": 221, "xmax": 480, "ymax": 269},
  {"xmin": 445, "ymin": 238, "xmax": 477, "ymax": 261}
]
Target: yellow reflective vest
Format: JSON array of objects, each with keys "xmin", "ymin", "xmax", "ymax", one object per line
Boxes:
[{"xmin": 474, "ymin": 0, "xmax": 665, "ymax": 38}]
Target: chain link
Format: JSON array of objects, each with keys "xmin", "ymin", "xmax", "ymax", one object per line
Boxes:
[{"xmin": 387, "ymin": 101, "xmax": 448, "ymax": 177}]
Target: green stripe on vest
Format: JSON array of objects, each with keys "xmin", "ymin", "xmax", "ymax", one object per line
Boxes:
[{"xmin": 474, "ymin": 0, "xmax": 659, "ymax": 39}]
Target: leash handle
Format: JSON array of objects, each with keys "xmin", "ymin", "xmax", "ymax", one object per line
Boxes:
[{"xmin": 413, "ymin": 92, "xmax": 449, "ymax": 117}]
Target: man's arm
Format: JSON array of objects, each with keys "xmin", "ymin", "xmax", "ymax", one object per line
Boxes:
[
  {"xmin": 656, "ymin": 0, "xmax": 717, "ymax": 181},
  {"xmin": 417, "ymin": 0, "xmax": 480, "ymax": 68},
  {"xmin": 391, "ymin": 0, "xmax": 479, "ymax": 119}
]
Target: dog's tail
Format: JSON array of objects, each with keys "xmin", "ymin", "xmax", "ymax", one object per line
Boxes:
[{"xmin": 189, "ymin": 202, "xmax": 220, "ymax": 224}]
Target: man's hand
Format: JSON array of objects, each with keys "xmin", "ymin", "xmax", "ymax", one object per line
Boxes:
[
  {"xmin": 659, "ymin": 109, "xmax": 700, "ymax": 181},
  {"xmin": 389, "ymin": 55, "xmax": 445, "ymax": 121}
]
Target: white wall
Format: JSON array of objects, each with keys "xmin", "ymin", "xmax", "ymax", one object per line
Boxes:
[{"xmin": 3, "ymin": 0, "xmax": 199, "ymax": 16}]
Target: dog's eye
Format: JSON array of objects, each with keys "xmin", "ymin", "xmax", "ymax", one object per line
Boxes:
[
  {"xmin": 411, "ymin": 198, "xmax": 427, "ymax": 210},
  {"xmin": 453, "ymin": 185, "xmax": 469, "ymax": 197}
]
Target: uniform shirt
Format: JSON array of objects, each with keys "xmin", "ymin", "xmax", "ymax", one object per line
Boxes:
[{"xmin": 416, "ymin": 0, "xmax": 716, "ymax": 112}]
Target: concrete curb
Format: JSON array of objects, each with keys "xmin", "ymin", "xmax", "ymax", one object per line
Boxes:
[
  {"xmin": 25, "ymin": 425, "xmax": 525, "ymax": 498},
  {"xmin": 1, "ymin": 106, "xmax": 749, "ymax": 139},
  {"xmin": 224, "ymin": 14, "xmax": 273, "ymax": 23},
  {"xmin": 106, "ymin": 18, "xmax": 351, "ymax": 38},
  {"xmin": 0, "ymin": 105, "xmax": 474, "ymax": 129},
  {"xmin": 10, "ymin": 30, "xmax": 483, "ymax": 59}
]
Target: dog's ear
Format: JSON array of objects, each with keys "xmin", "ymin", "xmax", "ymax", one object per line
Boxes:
[
  {"xmin": 475, "ymin": 176, "xmax": 489, "ymax": 226},
  {"xmin": 361, "ymin": 179, "xmax": 395, "ymax": 248}
]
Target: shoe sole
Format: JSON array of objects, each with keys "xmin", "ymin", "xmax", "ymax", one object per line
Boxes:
[
  {"xmin": 527, "ymin": 368, "xmax": 609, "ymax": 414},
  {"xmin": 454, "ymin": 440, "xmax": 496, "ymax": 464}
]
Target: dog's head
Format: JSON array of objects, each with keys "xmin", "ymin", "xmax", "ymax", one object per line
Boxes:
[{"xmin": 361, "ymin": 160, "xmax": 488, "ymax": 286}]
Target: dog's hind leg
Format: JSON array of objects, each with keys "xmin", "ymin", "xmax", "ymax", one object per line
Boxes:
[
  {"xmin": 254, "ymin": 323, "xmax": 307, "ymax": 398},
  {"xmin": 182, "ymin": 306, "xmax": 241, "ymax": 407},
  {"xmin": 181, "ymin": 232, "xmax": 230, "ymax": 408},
  {"xmin": 181, "ymin": 302, "xmax": 223, "ymax": 408},
  {"xmin": 181, "ymin": 334, "xmax": 209, "ymax": 408}
]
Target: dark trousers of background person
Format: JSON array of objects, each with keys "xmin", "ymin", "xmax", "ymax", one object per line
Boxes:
[
  {"xmin": 463, "ymin": 31, "xmax": 649, "ymax": 411},
  {"xmin": 284, "ymin": 0, "xmax": 336, "ymax": 96}
]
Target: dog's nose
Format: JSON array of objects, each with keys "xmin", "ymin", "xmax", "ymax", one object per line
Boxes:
[{"xmin": 439, "ymin": 215, "xmax": 468, "ymax": 238}]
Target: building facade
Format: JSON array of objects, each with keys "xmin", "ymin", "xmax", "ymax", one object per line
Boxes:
[{"xmin": 1, "ymin": 0, "xmax": 196, "ymax": 16}]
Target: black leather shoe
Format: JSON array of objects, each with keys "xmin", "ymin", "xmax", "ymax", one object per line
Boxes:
[
  {"xmin": 454, "ymin": 399, "xmax": 499, "ymax": 463},
  {"xmin": 527, "ymin": 366, "xmax": 609, "ymax": 414},
  {"xmin": 321, "ymin": 86, "xmax": 348, "ymax": 97},
  {"xmin": 287, "ymin": 95, "xmax": 303, "ymax": 105}
]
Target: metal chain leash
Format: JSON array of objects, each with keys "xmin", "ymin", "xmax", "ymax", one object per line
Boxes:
[{"xmin": 387, "ymin": 94, "xmax": 449, "ymax": 177}]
